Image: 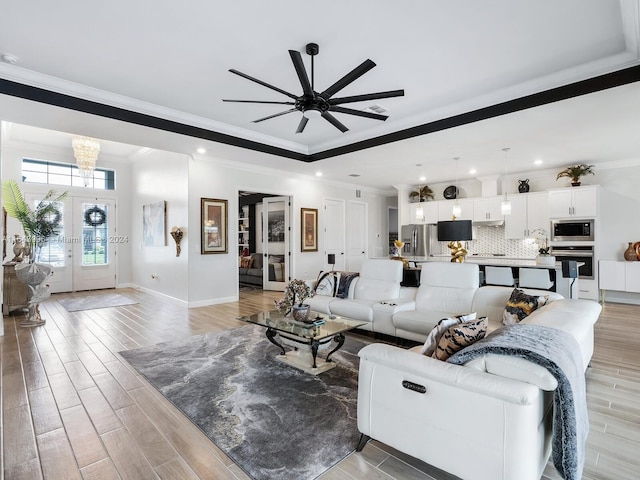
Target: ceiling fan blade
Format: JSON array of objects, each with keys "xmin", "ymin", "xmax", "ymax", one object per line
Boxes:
[
  {"xmin": 295, "ymin": 116, "xmax": 309, "ymax": 134},
  {"xmin": 329, "ymin": 89, "xmax": 405, "ymax": 105},
  {"xmin": 330, "ymin": 106, "xmax": 388, "ymax": 121},
  {"xmin": 252, "ymin": 108, "xmax": 298, "ymax": 123},
  {"xmin": 229, "ymin": 69, "xmax": 298, "ymax": 100},
  {"xmin": 320, "ymin": 59, "xmax": 376, "ymax": 99},
  {"xmin": 222, "ymin": 99, "xmax": 295, "ymax": 105},
  {"xmin": 321, "ymin": 111, "xmax": 349, "ymax": 133},
  {"xmin": 289, "ymin": 50, "xmax": 313, "ymax": 97}
]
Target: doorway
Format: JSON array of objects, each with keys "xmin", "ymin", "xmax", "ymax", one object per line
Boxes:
[
  {"xmin": 239, "ymin": 191, "xmax": 291, "ymax": 292},
  {"xmin": 29, "ymin": 193, "xmax": 117, "ymax": 293}
]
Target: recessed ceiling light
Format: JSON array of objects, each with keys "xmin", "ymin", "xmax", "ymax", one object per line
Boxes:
[
  {"xmin": 419, "ymin": 176, "xmax": 426, "ymax": 182},
  {"xmin": 469, "ymin": 169, "xmax": 477, "ymax": 175},
  {"xmin": 196, "ymin": 147, "xmax": 206, "ymax": 154},
  {"xmin": 534, "ymin": 159, "xmax": 543, "ymax": 166},
  {"xmin": 315, "ymin": 171, "xmax": 323, "ymax": 177}
]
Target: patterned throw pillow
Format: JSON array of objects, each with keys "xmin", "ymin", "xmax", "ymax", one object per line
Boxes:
[
  {"xmin": 432, "ymin": 317, "xmax": 488, "ymax": 361},
  {"xmin": 315, "ymin": 271, "xmax": 339, "ymax": 297},
  {"xmin": 420, "ymin": 312, "xmax": 477, "ymax": 356},
  {"xmin": 502, "ymin": 288, "xmax": 549, "ymax": 326},
  {"xmin": 240, "ymin": 256, "xmax": 254, "ymax": 268}
]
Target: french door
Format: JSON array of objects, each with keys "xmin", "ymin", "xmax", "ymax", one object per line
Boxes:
[
  {"xmin": 262, "ymin": 196, "xmax": 290, "ymax": 291},
  {"xmin": 31, "ymin": 194, "xmax": 116, "ymax": 293}
]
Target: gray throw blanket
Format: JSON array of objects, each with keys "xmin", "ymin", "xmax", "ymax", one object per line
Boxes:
[{"xmin": 447, "ymin": 324, "xmax": 588, "ymax": 480}]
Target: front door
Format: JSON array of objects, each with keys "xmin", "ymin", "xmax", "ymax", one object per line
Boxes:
[
  {"xmin": 71, "ymin": 198, "xmax": 116, "ymax": 291},
  {"xmin": 263, "ymin": 196, "xmax": 290, "ymax": 291}
]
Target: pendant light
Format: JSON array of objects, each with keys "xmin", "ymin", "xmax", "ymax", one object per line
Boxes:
[
  {"xmin": 501, "ymin": 147, "xmax": 512, "ymax": 215},
  {"xmin": 415, "ymin": 183, "xmax": 425, "ymax": 221},
  {"xmin": 452, "ymin": 157, "xmax": 462, "ymax": 218}
]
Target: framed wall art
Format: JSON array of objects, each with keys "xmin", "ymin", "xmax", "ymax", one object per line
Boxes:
[
  {"xmin": 201, "ymin": 198, "xmax": 228, "ymax": 254},
  {"xmin": 143, "ymin": 200, "xmax": 166, "ymax": 247},
  {"xmin": 300, "ymin": 208, "xmax": 318, "ymax": 252}
]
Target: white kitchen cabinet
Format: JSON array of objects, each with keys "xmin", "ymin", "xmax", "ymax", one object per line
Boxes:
[
  {"xmin": 504, "ymin": 192, "xmax": 550, "ymax": 239},
  {"xmin": 438, "ymin": 198, "xmax": 473, "ymax": 221},
  {"xmin": 548, "ymin": 186, "xmax": 598, "ymax": 218},
  {"xmin": 409, "ymin": 201, "xmax": 438, "ymax": 224},
  {"xmin": 473, "ymin": 197, "xmax": 503, "ymax": 222},
  {"xmin": 599, "ymin": 260, "xmax": 626, "ymax": 291}
]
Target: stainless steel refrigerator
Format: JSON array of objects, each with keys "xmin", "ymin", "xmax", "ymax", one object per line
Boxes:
[{"xmin": 400, "ymin": 224, "xmax": 439, "ymax": 259}]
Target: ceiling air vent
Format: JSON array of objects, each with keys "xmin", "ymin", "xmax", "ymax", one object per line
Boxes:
[
  {"xmin": 365, "ymin": 104, "xmax": 387, "ymax": 114},
  {"xmin": 348, "ymin": 173, "xmax": 361, "ymax": 177}
]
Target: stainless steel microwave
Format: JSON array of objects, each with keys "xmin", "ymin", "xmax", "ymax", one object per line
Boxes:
[{"xmin": 550, "ymin": 219, "xmax": 595, "ymax": 242}]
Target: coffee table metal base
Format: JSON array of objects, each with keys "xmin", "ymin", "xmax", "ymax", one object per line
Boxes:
[{"xmin": 266, "ymin": 327, "xmax": 346, "ymax": 375}]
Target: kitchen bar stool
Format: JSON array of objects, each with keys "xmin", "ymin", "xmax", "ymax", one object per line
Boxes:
[
  {"xmin": 484, "ymin": 266, "xmax": 516, "ymax": 287},
  {"xmin": 518, "ymin": 268, "xmax": 554, "ymax": 290}
]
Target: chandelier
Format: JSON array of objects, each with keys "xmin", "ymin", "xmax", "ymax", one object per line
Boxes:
[{"xmin": 72, "ymin": 136, "xmax": 100, "ymax": 186}]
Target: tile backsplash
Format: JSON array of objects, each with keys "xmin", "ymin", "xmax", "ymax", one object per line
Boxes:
[{"xmin": 435, "ymin": 225, "xmax": 540, "ymax": 258}]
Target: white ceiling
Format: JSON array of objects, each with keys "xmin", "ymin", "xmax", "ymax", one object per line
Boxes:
[{"xmin": 1, "ymin": 0, "xmax": 640, "ymax": 191}]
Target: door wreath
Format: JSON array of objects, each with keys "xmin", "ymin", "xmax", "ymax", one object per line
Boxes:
[{"xmin": 84, "ymin": 206, "xmax": 106, "ymax": 227}]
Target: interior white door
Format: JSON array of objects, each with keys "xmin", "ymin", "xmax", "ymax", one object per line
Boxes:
[
  {"xmin": 26, "ymin": 193, "xmax": 72, "ymax": 293},
  {"xmin": 263, "ymin": 196, "xmax": 290, "ymax": 291},
  {"xmin": 324, "ymin": 199, "xmax": 345, "ymax": 271},
  {"xmin": 347, "ymin": 201, "xmax": 367, "ymax": 272},
  {"xmin": 72, "ymin": 198, "xmax": 116, "ymax": 291}
]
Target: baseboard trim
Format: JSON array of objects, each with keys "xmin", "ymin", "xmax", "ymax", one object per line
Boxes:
[
  {"xmin": 188, "ymin": 295, "xmax": 238, "ymax": 308},
  {"xmin": 131, "ymin": 285, "xmax": 188, "ymax": 307}
]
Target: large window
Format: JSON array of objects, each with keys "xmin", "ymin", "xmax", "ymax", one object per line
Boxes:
[{"xmin": 22, "ymin": 158, "xmax": 115, "ymax": 190}]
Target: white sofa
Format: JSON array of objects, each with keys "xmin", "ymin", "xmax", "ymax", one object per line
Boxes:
[
  {"xmin": 305, "ymin": 259, "xmax": 415, "ymax": 333},
  {"xmin": 356, "ymin": 263, "xmax": 602, "ymax": 480}
]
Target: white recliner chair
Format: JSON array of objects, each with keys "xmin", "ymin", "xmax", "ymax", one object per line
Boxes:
[{"xmin": 391, "ymin": 262, "xmax": 480, "ymax": 342}]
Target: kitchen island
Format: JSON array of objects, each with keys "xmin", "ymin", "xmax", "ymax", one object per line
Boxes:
[{"xmin": 411, "ymin": 255, "xmax": 580, "ymax": 299}]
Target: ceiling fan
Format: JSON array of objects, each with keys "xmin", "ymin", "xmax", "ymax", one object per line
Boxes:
[{"xmin": 223, "ymin": 43, "xmax": 404, "ymax": 134}]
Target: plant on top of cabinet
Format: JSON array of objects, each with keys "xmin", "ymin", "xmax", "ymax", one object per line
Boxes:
[
  {"xmin": 409, "ymin": 185, "xmax": 434, "ymax": 202},
  {"xmin": 556, "ymin": 164, "xmax": 594, "ymax": 186}
]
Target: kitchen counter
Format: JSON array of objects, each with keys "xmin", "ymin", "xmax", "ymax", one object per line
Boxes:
[{"xmin": 416, "ymin": 256, "xmax": 580, "ymax": 298}]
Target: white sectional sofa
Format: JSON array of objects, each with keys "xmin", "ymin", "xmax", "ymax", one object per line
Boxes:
[
  {"xmin": 305, "ymin": 259, "xmax": 415, "ymax": 334},
  {"xmin": 355, "ymin": 262, "xmax": 602, "ymax": 480}
]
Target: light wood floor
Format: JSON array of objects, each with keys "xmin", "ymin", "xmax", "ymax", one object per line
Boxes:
[{"xmin": 1, "ymin": 289, "xmax": 639, "ymax": 480}]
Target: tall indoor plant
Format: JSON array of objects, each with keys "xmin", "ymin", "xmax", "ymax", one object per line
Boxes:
[
  {"xmin": 2, "ymin": 179, "xmax": 67, "ymax": 326},
  {"xmin": 2, "ymin": 179, "xmax": 67, "ymax": 262}
]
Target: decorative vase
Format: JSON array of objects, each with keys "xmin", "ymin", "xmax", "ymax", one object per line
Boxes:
[
  {"xmin": 624, "ymin": 242, "xmax": 638, "ymax": 261},
  {"xmin": 518, "ymin": 179, "xmax": 530, "ymax": 193},
  {"xmin": 535, "ymin": 254, "xmax": 556, "ymax": 266},
  {"xmin": 292, "ymin": 304, "xmax": 311, "ymax": 322},
  {"xmin": 14, "ymin": 262, "xmax": 53, "ymax": 327}
]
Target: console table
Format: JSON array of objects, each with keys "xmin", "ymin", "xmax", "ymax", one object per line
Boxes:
[{"xmin": 3, "ymin": 262, "xmax": 30, "ymax": 316}]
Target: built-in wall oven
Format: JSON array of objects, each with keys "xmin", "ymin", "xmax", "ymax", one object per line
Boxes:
[{"xmin": 550, "ymin": 245, "xmax": 594, "ymax": 279}]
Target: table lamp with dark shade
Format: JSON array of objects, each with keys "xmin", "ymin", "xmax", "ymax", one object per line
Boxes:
[
  {"xmin": 327, "ymin": 253, "xmax": 336, "ymax": 271},
  {"xmin": 437, "ymin": 220, "xmax": 473, "ymax": 263}
]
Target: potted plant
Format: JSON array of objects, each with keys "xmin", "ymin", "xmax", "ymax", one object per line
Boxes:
[
  {"xmin": 409, "ymin": 185, "xmax": 434, "ymax": 202},
  {"xmin": 2, "ymin": 180, "xmax": 67, "ymax": 327},
  {"xmin": 556, "ymin": 164, "xmax": 594, "ymax": 187},
  {"xmin": 274, "ymin": 279, "xmax": 313, "ymax": 322}
]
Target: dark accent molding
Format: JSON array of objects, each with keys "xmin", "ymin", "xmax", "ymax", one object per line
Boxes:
[{"xmin": 2, "ymin": 64, "xmax": 640, "ymax": 163}]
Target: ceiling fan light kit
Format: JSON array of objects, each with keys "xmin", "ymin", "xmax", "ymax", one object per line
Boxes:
[{"xmin": 224, "ymin": 43, "xmax": 404, "ymax": 134}]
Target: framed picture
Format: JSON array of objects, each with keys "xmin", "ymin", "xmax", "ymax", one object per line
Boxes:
[
  {"xmin": 301, "ymin": 208, "xmax": 318, "ymax": 252},
  {"xmin": 143, "ymin": 201, "xmax": 166, "ymax": 247},
  {"xmin": 201, "ymin": 198, "xmax": 228, "ymax": 254}
]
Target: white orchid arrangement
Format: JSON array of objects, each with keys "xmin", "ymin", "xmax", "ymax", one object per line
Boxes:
[
  {"xmin": 274, "ymin": 279, "xmax": 313, "ymax": 315},
  {"xmin": 531, "ymin": 229, "xmax": 550, "ymax": 254}
]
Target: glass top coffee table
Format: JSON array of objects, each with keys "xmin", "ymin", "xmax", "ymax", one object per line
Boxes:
[{"xmin": 238, "ymin": 310, "xmax": 367, "ymax": 375}]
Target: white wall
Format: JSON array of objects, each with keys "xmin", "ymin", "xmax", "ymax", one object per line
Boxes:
[{"xmin": 130, "ymin": 150, "xmax": 189, "ymax": 303}]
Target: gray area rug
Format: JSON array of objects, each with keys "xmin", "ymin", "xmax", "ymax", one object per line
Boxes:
[
  {"xmin": 119, "ymin": 325, "xmax": 364, "ymax": 480},
  {"xmin": 57, "ymin": 293, "xmax": 138, "ymax": 312}
]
